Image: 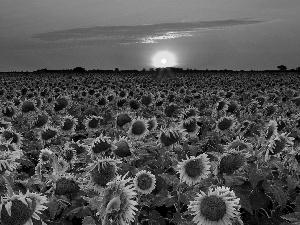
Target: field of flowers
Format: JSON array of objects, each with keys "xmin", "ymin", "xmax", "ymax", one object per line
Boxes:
[{"xmin": 1, "ymin": 71, "xmax": 300, "ymax": 225}]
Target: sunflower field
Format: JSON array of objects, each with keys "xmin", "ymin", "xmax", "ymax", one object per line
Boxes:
[{"xmin": 1, "ymin": 71, "xmax": 300, "ymax": 225}]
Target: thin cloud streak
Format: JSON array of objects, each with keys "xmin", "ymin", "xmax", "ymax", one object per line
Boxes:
[{"xmin": 32, "ymin": 18, "xmax": 265, "ymax": 46}]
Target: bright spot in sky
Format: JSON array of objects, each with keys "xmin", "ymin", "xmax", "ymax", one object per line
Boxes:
[{"xmin": 152, "ymin": 51, "xmax": 176, "ymax": 67}]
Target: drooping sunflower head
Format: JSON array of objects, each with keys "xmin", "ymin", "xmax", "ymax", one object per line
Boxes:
[
  {"xmin": 62, "ymin": 146, "xmax": 77, "ymax": 163},
  {"xmin": 141, "ymin": 93, "xmax": 154, "ymax": 107},
  {"xmin": 180, "ymin": 117, "xmax": 200, "ymax": 138},
  {"xmin": 188, "ymin": 186, "xmax": 241, "ymax": 225},
  {"xmin": 224, "ymin": 136, "xmax": 252, "ymax": 152},
  {"xmin": 127, "ymin": 117, "xmax": 149, "ymax": 140},
  {"xmin": 1, "ymin": 103, "xmax": 18, "ymax": 119},
  {"xmin": 215, "ymin": 115, "xmax": 238, "ymax": 134},
  {"xmin": 263, "ymin": 103, "xmax": 278, "ymax": 118},
  {"xmin": 112, "ymin": 136, "xmax": 134, "ymax": 158},
  {"xmin": 84, "ymin": 115, "xmax": 103, "ymax": 133},
  {"xmin": 53, "ymin": 95, "xmax": 72, "ymax": 113},
  {"xmin": 128, "ymin": 98, "xmax": 140, "ymax": 110},
  {"xmin": 30, "ymin": 110, "xmax": 50, "ymax": 129},
  {"xmin": 0, "ymin": 190, "xmax": 48, "ymax": 225},
  {"xmin": 264, "ymin": 120, "xmax": 278, "ymax": 141},
  {"xmin": 59, "ymin": 115, "xmax": 78, "ymax": 135},
  {"xmin": 116, "ymin": 111, "xmax": 132, "ymax": 128},
  {"xmin": 87, "ymin": 157, "xmax": 122, "ymax": 192},
  {"xmin": 226, "ymin": 101, "xmax": 240, "ymax": 114},
  {"xmin": 133, "ymin": 170, "xmax": 156, "ymax": 194},
  {"xmin": 54, "ymin": 175, "xmax": 81, "ymax": 199},
  {"xmin": 268, "ymin": 133, "xmax": 294, "ymax": 156},
  {"xmin": 158, "ymin": 126, "xmax": 187, "ymax": 147},
  {"xmin": 180, "ymin": 106, "xmax": 199, "ymax": 120},
  {"xmin": 0, "ymin": 149, "xmax": 21, "ymax": 173},
  {"xmin": 177, "ymin": 154, "xmax": 211, "ymax": 186},
  {"xmin": 64, "ymin": 141, "xmax": 88, "ymax": 156},
  {"xmin": 99, "ymin": 173, "xmax": 138, "ymax": 225},
  {"xmin": 217, "ymin": 149, "xmax": 250, "ymax": 175},
  {"xmin": 38, "ymin": 125, "xmax": 59, "ymax": 144},
  {"xmin": 88, "ymin": 134, "xmax": 115, "ymax": 158},
  {"xmin": 147, "ymin": 116, "xmax": 158, "ymax": 132},
  {"xmin": 0, "ymin": 127, "xmax": 23, "ymax": 148}
]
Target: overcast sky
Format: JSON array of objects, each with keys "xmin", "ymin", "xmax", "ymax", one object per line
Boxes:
[{"xmin": 0, "ymin": 0, "xmax": 300, "ymax": 71}]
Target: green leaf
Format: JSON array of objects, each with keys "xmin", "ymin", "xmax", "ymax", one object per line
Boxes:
[
  {"xmin": 48, "ymin": 199, "xmax": 60, "ymax": 220},
  {"xmin": 249, "ymin": 166, "xmax": 267, "ymax": 188},
  {"xmin": 262, "ymin": 180, "xmax": 288, "ymax": 209},
  {"xmin": 232, "ymin": 183, "xmax": 253, "ymax": 215},
  {"xmin": 249, "ymin": 190, "xmax": 270, "ymax": 210},
  {"xmin": 66, "ymin": 206, "xmax": 92, "ymax": 219}
]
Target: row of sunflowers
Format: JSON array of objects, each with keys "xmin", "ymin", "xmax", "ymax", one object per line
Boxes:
[{"xmin": 0, "ymin": 71, "xmax": 300, "ymax": 225}]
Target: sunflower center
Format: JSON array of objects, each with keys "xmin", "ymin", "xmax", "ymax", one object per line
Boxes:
[
  {"xmin": 217, "ymin": 118, "xmax": 233, "ymax": 131},
  {"xmin": 55, "ymin": 178, "xmax": 80, "ymax": 196},
  {"xmin": 131, "ymin": 121, "xmax": 146, "ymax": 135},
  {"xmin": 35, "ymin": 114, "xmax": 48, "ymax": 127},
  {"xmin": 22, "ymin": 101, "xmax": 35, "ymax": 113},
  {"xmin": 41, "ymin": 129, "xmax": 57, "ymax": 140},
  {"xmin": 91, "ymin": 164, "xmax": 116, "ymax": 187},
  {"xmin": 200, "ymin": 195, "xmax": 227, "ymax": 222},
  {"xmin": 62, "ymin": 119, "xmax": 74, "ymax": 131},
  {"xmin": 114, "ymin": 141, "xmax": 131, "ymax": 157},
  {"xmin": 116, "ymin": 114, "xmax": 131, "ymax": 127},
  {"xmin": 88, "ymin": 118, "xmax": 100, "ymax": 129},
  {"xmin": 184, "ymin": 159, "xmax": 205, "ymax": 178},
  {"xmin": 137, "ymin": 173, "xmax": 153, "ymax": 190}
]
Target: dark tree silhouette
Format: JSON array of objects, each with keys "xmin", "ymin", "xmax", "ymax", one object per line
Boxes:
[
  {"xmin": 73, "ymin": 67, "xmax": 86, "ymax": 73},
  {"xmin": 277, "ymin": 65, "xmax": 287, "ymax": 71}
]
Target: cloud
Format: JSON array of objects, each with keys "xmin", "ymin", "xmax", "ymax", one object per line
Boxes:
[{"xmin": 32, "ymin": 18, "xmax": 264, "ymax": 46}]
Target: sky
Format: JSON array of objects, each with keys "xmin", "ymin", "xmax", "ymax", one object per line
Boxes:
[{"xmin": 0, "ymin": 0, "xmax": 300, "ymax": 71}]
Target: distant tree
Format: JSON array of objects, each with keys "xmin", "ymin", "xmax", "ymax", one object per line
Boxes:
[
  {"xmin": 115, "ymin": 68, "xmax": 119, "ymax": 72},
  {"xmin": 277, "ymin": 65, "xmax": 287, "ymax": 71},
  {"xmin": 73, "ymin": 67, "xmax": 85, "ymax": 73},
  {"xmin": 296, "ymin": 67, "xmax": 300, "ymax": 71}
]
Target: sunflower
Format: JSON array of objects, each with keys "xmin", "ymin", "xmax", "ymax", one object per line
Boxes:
[
  {"xmin": 112, "ymin": 136, "xmax": 134, "ymax": 158},
  {"xmin": 19, "ymin": 99, "xmax": 36, "ymax": 115},
  {"xmin": 133, "ymin": 170, "xmax": 156, "ymax": 194},
  {"xmin": 64, "ymin": 141, "xmax": 88, "ymax": 157},
  {"xmin": 188, "ymin": 186, "xmax": 241, "ymax": 225},
  {"xmin": 88, "ymin": 134, "xmax": 116, "ymax": 158},
  {"xmin": 140, "ymin": 93, "xmax": 154, "ymax": 107},
  {"xmin": 164, "ymin": 103, "xmax": 178, "ymax": 117},
  {"xmin": 38, "ymin": 125, "xmax": 59, "ymax": 144},
  {"xmin": 59, "ymin": 115, "xmax": 78, "ymax": 136},
  {"xmin": 264, "ymin": 120, "xmax": 278, "ymax": 142},
  {"xmin": 215, "ymin": 115, "xmax": 238, "ymax": 134},
  {"xmin": 158, "ymin": 126, "xmax": 187, "ymax": 147},
  {"xmin": 180, "ymin": 117, "xmax": 200, "ymax": 138},
  {"xmin": 1, "ymin": 103, "xmax": 18, "ymax": 120},
  {"xmin": 127, "ymin": 117, "xmax": 149, "ymax": 140},
  {"xmin": 38, "ymin": 148, "xmax": 53, "ymax": 165},
  {"xmin": 0, "ymin": 127, "xmax": 23, "ymax": 148},
  {"xmin": 147, "ymin": 116, "xmax": 158, "ymax": 132},
  {"xmin": 61, "ymin": 146, "xmax": 77, "ymax": 164},
  {"xmin": 97, "ymin": 172, "xmax": 138, "ymax": 225},
  {"xmin": 53, "ymin": 174, "xmax": 81, "ymax": 199},
  {"xmin": 180, "ymin": 106, "xmax": 199, "ymax": 120},
  {"xmin": 53, "ymin": 95, "xmax": 72, "ymax": 113},
  {"xmin": 0, "ymin": 150, "xmax": 21, "ymax": 173},
  {"xmin": 87, "ymin": 157, "xmax": 122, "ymax": 193},
  {"xmin": 216, "ymin": 149, "xmax": 250, "ymax": 175},
  {"xmin": 0, "ymin": 119, "xmax": 11, "ymax": 130},
  {"xmin": 262, "ymin": 103, "xmax": 278, "ymax": 118},
  {"xmin": 29, "ymin": 110, "xmax": 50, "ymax": 129},
  {"xmin": 84, "ymin": 115, "xmax": 103, "ymax": 133},
  {"xmin": 265, "ymin": 133, "xmax": 294, "ymax": 161},
  {"xmin": 128, "ymin": 98, "xmax": 140, "ymax": 110},
  {"xmin": 223, "ymin": 136, "xmax": 252, "ymax": 152},
  {"xmin": 177, "ymin": 154, "xmax": 211, "ymax": 186},
  {"xmin": 0, "ymin": 190, "xmax": 48, "ymax": 225},
  {"xmin": 116, "ymin": 112, "xmax": 132, "ymax": 129}
]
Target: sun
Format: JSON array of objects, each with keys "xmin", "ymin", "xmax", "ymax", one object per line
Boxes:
[{"xmin": 152, "ymin": 51, "xmax": 176, "ymax": 67}]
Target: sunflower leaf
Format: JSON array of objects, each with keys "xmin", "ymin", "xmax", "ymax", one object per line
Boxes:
[{"xmin": 82, "ymin": 216, "xmax": 96, "ymax": 225}]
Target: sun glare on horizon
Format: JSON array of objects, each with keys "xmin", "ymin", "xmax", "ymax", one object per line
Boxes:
[{"xmin": 152, "ymin": 51, "xmax": 176, "ymax": 67}]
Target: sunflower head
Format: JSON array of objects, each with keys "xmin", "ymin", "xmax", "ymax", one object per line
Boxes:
[
  {"xmin": 158, "ymin": 126, "xmax": 186, "ymax": 147},
  {"xmin": 39, "ymin": 125, "xmax": 59, "ymax": 143},
  {"xmin": 181, "ymin": 106, "xmax": 199, "ymax": 120},
  {"xmin": 263, "ymin": 104, "xmax": 277, "ymax": 118},
  {"xmin": 59, "ymin": 115, "xmax": 78, "ymax": 135},
  {"xmin": 177, "ymin": 154, "xmax": 211, "ymax": 186},
  {"xmin": 129, "ymin": 98, "xmax": 140, "ymax": 110},
  {"xmin": 188, "ymin": 186, "xmax": 241, "ymax": 225},
  {"xmin": 0, "ymin": 190, "xmax": 48, "ymax": 225},
  {"xmin": 127, "ymin": 117, "xmax": 149, "ymax": 140},
  {"xmin": 84, "ymin": 115, "xmax": 103, "ymax": 133},
  {"xmin": 265, "ymin": 120, "xmax": 278, "ymax": 141},
  {"xmin": 88, "ymin": 134, "xmax": 115, "ymax": 158},
  {"xmin": 224, "ymin": 136, "xmax": 252, "ymax": 152},
  {"xmin": 54, "ymin": 177, "xmax": 80, "ymax": 198},
  {"xmin": 133, "ymin": 170, "xmax": 156, "ymax": 194},
  {"xmin": 112, "ymin": 136, "xmax": 133, "ymax": 158},
  {"xmin": 147, "ymin": 117, "xmax": 158, "ymax": 131},
  {"xmin": 218, "ymin": 149, "xmax": 249, "ymax": 175},
  {"xmin": 269, "ymin": 133, "xmax": 294, "ymax": 155},
  {"xmin": 141, "ymin": 93, "xmax": 154, "ymax": 107},
  {"xmin": 65, "ymin": 141, "xmax": 88, "ymax": 156},
  {"xmin": 0, "ymin": 127, "xmax": 23, "ymax": 148},
  {"xmin": 0, "ymin": 150, "xmax": 21, "ymax": 173},
  {"xmin": 31, "ymin": 111, "xmax": 49, "ymax": 129},
  {"xmin": 99, "ymin": 173, "xmax": 138, "ymax": 225},
  {"xmin": 215, "ymin": 115, "xmax": 237, "ymax": 133},
  {"xmin": 180, "ymin": 117, "xmax": 200, "ymax": 137},
  {"xmin": 164, "ymin": 104, "xmax": 178, "ymax": 117},
  {"xmin": 88, "ymin": 157, "xmax": 122, "ymax": 192},
  {"xmin": 1, "ymin": 104, "xmax": 17, "ymax": 119},
  {"xmin": 38, "ymin": 148, "xmax": 53, "ymax": 165},
  {"xmin": 20, "ymin": 99, "xmax": 36, "ymax": 114},
  {"xmin": 0, "ymin": 119, "xmax": 11, "ymax": 130},
  {"xmin": 53, "ymin": 95, "xmax": 72, "ymax": 112},
  {"xmin": 116, "ymin": 112, "xmax": 132, "ymax": 128}
]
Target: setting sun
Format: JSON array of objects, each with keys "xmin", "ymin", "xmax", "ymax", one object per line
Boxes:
[{"xmin": 152, "ymin": 51, "xmax": 176, "ymax": 67}]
